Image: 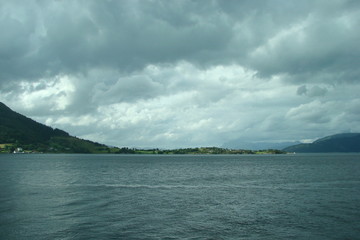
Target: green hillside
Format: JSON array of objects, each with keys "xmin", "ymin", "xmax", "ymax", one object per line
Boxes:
[
  {"xmin": 0, "ymin": 102, "xmax": 119, "ymax": 153},
  {"xmin": 283, "ymin": 133, "xmax": 360, "ymax": 153}
]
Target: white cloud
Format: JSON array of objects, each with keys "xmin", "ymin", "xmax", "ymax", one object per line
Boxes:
[{"xmin": 2, "ymin": 75, "xmax": 75, "ymax": 114}]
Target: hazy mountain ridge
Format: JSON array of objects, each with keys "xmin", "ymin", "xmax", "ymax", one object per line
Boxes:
[{"xmin": 283, "ymin": 133, "xmax": 360, "ymax": 153}]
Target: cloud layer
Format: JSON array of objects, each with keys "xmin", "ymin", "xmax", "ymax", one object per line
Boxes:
[{"xmin": 1, "ymin": 0, "xmax": 360, "ymax": 148}]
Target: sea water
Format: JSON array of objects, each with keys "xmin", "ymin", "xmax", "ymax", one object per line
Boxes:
[{"xmin": 0, "ymin": 153, "xmax": 359, "ymax": 240}]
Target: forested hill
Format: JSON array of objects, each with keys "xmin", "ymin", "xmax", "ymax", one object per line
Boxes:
[
  {"xmin": 283, "ymin": 133, "xmax": 360, "ymax": 153},
  {"xmin": 0, "ymin": 102, "xmax": 69, "ymax": 143},
  {"xmin": 0, "ymin": 102, "xmax": 118, "ymax": 153}
]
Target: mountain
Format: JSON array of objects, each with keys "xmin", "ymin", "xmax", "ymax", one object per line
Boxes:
[
  {"xmin": 283, "ymin": 133, "xmax": 360, "ymax": 153},
  {"xmin": 0, "ymin": 102, "xmax": 119, "ymax": 153}
]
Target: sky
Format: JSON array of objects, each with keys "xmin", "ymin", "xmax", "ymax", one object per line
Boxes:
[{"xmin": 1, "ymin": 0, "xmax": 360, "ymax": 148}]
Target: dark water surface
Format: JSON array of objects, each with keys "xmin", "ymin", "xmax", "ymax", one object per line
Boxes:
[{"xmin": 0, "ymin": 154, "xmax": 359, "ymax": 240}]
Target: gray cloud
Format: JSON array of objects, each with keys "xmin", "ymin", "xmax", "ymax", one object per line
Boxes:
[
  {"xmin": 1, "ymin": 0, "xmax": 360, "ymax": 148},
  {"xmin": 297, "ymin": 85, "xmax": 328, "ymax": 97},
  {"xmin": 248, "ymin": 2, "xmax": 360, "ymax": 83},
  {"xmin": 0, "ymin": 0, "xmax": 234, "ymax": 83},
  {"xmin": 1, "ymin": 0, "xmax": 359, "ymax": 83}
]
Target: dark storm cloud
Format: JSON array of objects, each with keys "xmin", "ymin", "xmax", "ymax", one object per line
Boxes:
[
  {"xmin": 0, "ymin": 0, "xmax": 233, "ymax": 83},
  {"xmin": 247, "ymin": 0, "xmax": 360, "ymax": 83},
  {"xmin": 1, "ymin": 0, "xmax": 359, "ymax": 84}
]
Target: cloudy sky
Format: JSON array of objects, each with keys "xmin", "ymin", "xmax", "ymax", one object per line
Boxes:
[{"xmin": 1, "ymin": 0, "xmax": 360, "ymax": 148}]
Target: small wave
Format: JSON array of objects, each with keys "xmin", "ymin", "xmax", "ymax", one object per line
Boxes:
[
  {"xmin": 85, "ymin": 184, "xmax": 219, "ymax": 189},
  {"xmin": 23, "ymin": 183, "xmax": 218, "ymax": 189},
  {"xmin": 22, "ymin": 180, "xmax": 360, "ymax": 191}
]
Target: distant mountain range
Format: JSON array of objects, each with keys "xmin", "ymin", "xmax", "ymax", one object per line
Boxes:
[
  {"xmin": 223, "ymin": 133, "xmax": 360, "ymax": 153},
  {"xmin": 0, "ymin": 102, "xmax": 121, "ymax": 153},
  {"xmin": 283, "ymin": 133, "xmax": 360, "ymax": 153}
]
